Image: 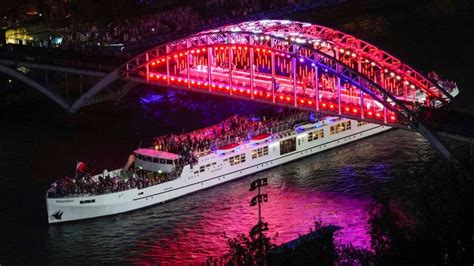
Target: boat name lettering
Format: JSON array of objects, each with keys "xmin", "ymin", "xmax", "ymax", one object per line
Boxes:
[{"xmin": 55, "ymin": 199, "xmax": 74, "ymax": 203}]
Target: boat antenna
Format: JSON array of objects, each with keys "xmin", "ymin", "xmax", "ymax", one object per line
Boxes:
[{"xmin": 138, "ymin": 139, "xmax": 143, "ymax": 149}]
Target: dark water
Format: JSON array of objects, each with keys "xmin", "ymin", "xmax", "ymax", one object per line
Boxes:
[
  {"xmin": 0, "ymin": 87, "xmax": 434, "ymax": 264},
  {"xmin": 1, "ymin": 1, "xmax": 472, "ymax": 264}
]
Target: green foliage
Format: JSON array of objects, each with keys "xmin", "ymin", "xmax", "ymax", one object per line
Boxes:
[{"xmin": 223, "ymin": 221, "xmax": 277, "ymax": 266}]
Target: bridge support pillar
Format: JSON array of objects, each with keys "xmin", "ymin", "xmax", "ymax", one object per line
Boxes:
[
  {"xmin": 337, "ymin": 76, "xmax": 341, "ymax": 115},
  {"xmin": 229, "ymin": 47, "xmax": 233, "ymax": 95},
  {"xmin": 292, "ymin": 57, "xmax": 297, "ymax": 107},
  {"xmin": 271, "ymin": 50, "xmax": 275, "ymax": 103},
  {"xmin": 207, "ymin": 47, "xmax": 212, "ymax": 92},
  {"xmin": 314, "ymin": 64, "xmax": 319, "ymax": 111},
  {"xmin": 250, "ymin": 47, "xmax": 255, "ymax": 99}
]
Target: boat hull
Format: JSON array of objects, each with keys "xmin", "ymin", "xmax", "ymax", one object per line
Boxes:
[{"xmin": 47, "ymin": 121, "xmax": 389, "ymax": 224}]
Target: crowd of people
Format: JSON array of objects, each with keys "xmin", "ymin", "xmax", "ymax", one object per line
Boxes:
[
  {"xmin": 60, "ymin": 7, "xmax": 205, "ymax": 49},
  {"xmin": 47, "ymin": 109, "xmax": 312, "ymax": 198},
  {"xmin": 154, "ymin": 109, "xmax": 310, "ymax": 173},
  {"xmin": 4, "ymin": 0, "xmax": 316, "ymax": 51},
  {"xmin": 47, "ymin": 169, "xmax": 172, "ymax": 198}
]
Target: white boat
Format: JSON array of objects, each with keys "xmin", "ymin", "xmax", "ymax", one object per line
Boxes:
[{"xmin": 46, "ymin": 113, "xmax": 391, "ymax": 224}]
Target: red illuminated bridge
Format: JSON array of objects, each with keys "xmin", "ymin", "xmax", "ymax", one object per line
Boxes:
[{"xmin": 10, "ymin": 20, "xmax": 463, "ymax": 159}]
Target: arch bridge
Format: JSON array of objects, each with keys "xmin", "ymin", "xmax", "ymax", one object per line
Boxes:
[{"xmin": 4, "ymin": 20, "xmax": 461, "ymax": 159}]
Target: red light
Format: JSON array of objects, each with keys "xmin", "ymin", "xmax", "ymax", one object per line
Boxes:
[
  {"xmin": 246, "ymin": 89, "xmax": 251, "ymax": 94},
  {"xmin": 345, "ymin": 107, "xmax": 350, "ymax": 112},
  {"xmin": 300, "ymin": 99, "xmax": 305, "ymax": 103},
  {"xmin": 233, "ymin": 88, "xmax": 237, "ymax": 91},
  {"xmin": 174, "ymin": 55, "xmax": 178, "ymax": 58},
  {"xmin": 149, "ymin": 74, "xmax": 154, "ymax": 78},
  {"xmin": 163, "ymin": 76, "xmax": 167, "ymax": 80},
  {"xmin": 156, "ymin": 75, "xmax": 161, "ymax": 79},
  {"xmin": 322, "ymin": 103, "xmax": 327, "ymax": 107},
  {"xmin": 286, "ymin": 96, "xmax": 291, "ymax": 101},
  {"xmin": 239, "ymin": 89, "xmax": 244, "ymax": 93},
  {"xmin": 191, "ymin": 50, "xmax": 195, "ymax": 54},
  {"xmin": 225, "ymin": 86, "xmax": 229, "ymax": 90},
  {"xmin": 266, "ymin": 93, "xmax": 271, "ymax": 97},
  {"xmin": 254, "ymin": 91, "xmax": 258, "ymax": 94},
  {"xmin": 308, "ymin": 100, "xmax": 313, "ymax": 105},
  {"xmin": 256, "ymin": 48, "xmax": 260, "ymax": 51},
  {"xmin": 171, "ymin": 77, "xmax": 175, "ymax": 81},
  {"xmin": 179, "ymin": 53, "xmax": 183, "ymax": 57},
  {"xmin": 196, "ymin": 50, "xmax": 201, "ymax": 53},
  {"xmin": 178, "ymin": 78, "xmax": 182, "ymax": 82},
  {"xmin": 161, "ymin": 58, "xmax": 165, "ymax": 62},
  {"xmin": 218, "ymin": 85, "xmax": 223, "ymax": 89},
  {"xmin": 212, "ymin": 84, "xmax": 216, "ymax": 87},
  {"xmin": 191, "ymin": 80, "xmax": 195, "ymax": 84},
  {"xmin": 330, "ymin": 104, "xmax": 334, "ymax": 109},
  {"xmin": 368, "ymin": 111, "xmax": 373, "ymax": 116},
  {"xmin": 202, "ymin": 48, "xmax": 206, "ymax": 51},
  {"xmin": 376, "ymin": 113, "xmax": 381, "ymax": 117},
  {"xmin": 151, "ymin": 62, "xmax": 156, "ymax": 66},
  {"xmin": 390, "ymin": 115, "xmax": 396, "ymax": 121},
  {"xmin": 279, "ymin": 95, "xmax": 284, "ymax": 100},
  {"xmin": 352, "ymin": 109, "xmax": 357, "ymax": 113}
]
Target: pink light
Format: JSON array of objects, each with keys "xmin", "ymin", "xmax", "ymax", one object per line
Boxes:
[
  {"xmin": 179, "ymin": 53, "xmax": 183, "ymax": 57},
  {"xmin": 308, "ymin": 100, "xmax": 313, "ymax": 105},
  {"xmin": 151, "ymin": 62, "xmax": 156, "ymax": 66},
  {"xmin": 322, "ymin": 103, "xmax": 327, "ymax": 107},
  {"xmin": 246, "ymin": 89, "xmax": 251, "ymax": 94},
  {"xmin": 390, "ymin": 115, "xmax": 396, "ymax": 121},
  {"xmin": 171, "ymin": 77, "xmax": 175, "ymax": 81},
  {"xmin": 239, "ymin": 89, "xmax": 243, "ymax": 93},
  {"xmin": 149, "ymin": 74, "xmax": 154, "ymax": 78},
  {"xmin": 286, "ymin": 96, "xmax": 291, "ymax": 101},
  {"xmin": 163, "ymin": 76, "xmax": 167, "ymax": 80},
  {"xmin": 161, "ymin": 58, "xmax": 165, "ymax": 62},
  {"xmin": 225, "ymin": 86, "xmax": 229, "ymax": 90},
  {"xmin": 202, "ymin": 48, "xmax": 206, "ymax": 51},
  {"xmin": 233, "ymin": 88, "xmax": 237, "ymax": 91},
  {"xmin": 352, "ymin": 109, "xmax": 358, "ymax": 113},
  {"xmin": 345, "ymin": 107, "xmax": 350, "ymax": 112},
  {"xmin": 212, "ymin": 84, "xmax": 216, "ymax": 88},
  {"xmin": 300, "ymin": 99, "xmax": 305, "ymax": 104},
  {"xmin": 376, "ymin": 113, "xmax": 381, "ymax": 118},
  {"xmin": 174, "ymin": 55, "xmax": 178, "ymax": 58},
  {"xmin": 279, "ymin": 95, "xmax": 284, "ymax": 100},
  {"xmin": 368, "ymin": 111, "xmax": 373, "ymax": 116},
  {"xmin": 330, "ymin": 104, "xmax": 334, "ymax": 109}
]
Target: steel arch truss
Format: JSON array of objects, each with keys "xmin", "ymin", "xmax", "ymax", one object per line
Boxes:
[{"xmin": 120, "ymin": 30, "xmax": 453, "ymax": 159}]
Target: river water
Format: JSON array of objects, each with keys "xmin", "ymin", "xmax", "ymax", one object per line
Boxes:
[{"xmin": 0, "ymin": 87, "xmax": 434, "ymax": 264}]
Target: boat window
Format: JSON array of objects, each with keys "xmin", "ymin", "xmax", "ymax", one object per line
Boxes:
[
  {"xmin": 153, "ymin": 157, "xmax": 159, "ymax": 163},
  {"xmin": 330, "ymin": 121, "xmax": 351, "ymax": 135},
  {"xmin": 160, "ymin": 159, "xmax": 165, "ymax": 164},
  {"xmin": 280, "ymin": 137, "xmax": 296, "ymax": 155},
  {"xmin": 166, "ymin": 159, "xmax": 173, "ymax": 164}
]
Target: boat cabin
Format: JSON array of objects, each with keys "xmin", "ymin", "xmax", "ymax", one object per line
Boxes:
[{"xmin": 134, "ymin": 148, "xmax": 181, "ymax": 174}]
